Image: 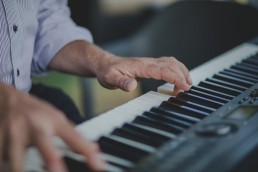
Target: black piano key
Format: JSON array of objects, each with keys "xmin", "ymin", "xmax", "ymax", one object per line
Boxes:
[
  {"xmin": 249, "ymin": 53, "xmax": 258, "ymax": 60},
  {"xmin": 198, "ymin": 81, "xmax": 241, "ymax": 96},
  {"xmin": 190, "ymin": 85, "xmax": 234, "ymax": 100},
  {"xmin": 160, "ymin": 101, "xmax": 209, "ymax": 119},
  {"xmin": 64, "ymin": 157, "xmax": 92, "ymax": 172},
  {"xmin": 103, "ymin": 154, "xmax": 135, "ymax": 170},
  {"xmin": 225, "ymin": 68, "xmax": 258, "ymax": 80},
  {"xmin": 212, "ymin": 73, "xmax": 254, "ymax": 88},
  {"xmin": 176, "ymin": 92, "xmax": 224, "ymax": 109},
  {"xmin": 232, "ymin": 63, "xmax": 258, "ymax": 75},
  {"xmin": 187, "ymin": 89, "xmax": 229, "ymax": 104},
  {"xmin": 100, "ymin": 144, "xmax": 140, "ymax": 163},
  {"xmin": 167, "ymin": 97, "xmax": 215, "ymax": 113},
  {"xmin": 130, "ymin": 122, "xmax": 176, "ymax": 140},
  {"xmin": 143, "ymin": 111, "xmax": 192, "ymax": 129},
  {"xmin": 206, "ymin": 78, "xmax": 247, "ymax": 91},
  {"xmin": 220, "ymin": 70, "xmax": 258, "ymax": 83},
  {"xmin": 249, "ymin": 54, "xmax": 258, "ymax": 61},
  {"xmin": 240, "ymin": 61, "xmax": 258, "ymax": 69},
  {"xmin": 64, "ymin": 155, "xmax": 128, "ymax": 172},
  {"xmin": 111, "ymin": 127, "xmax": 163, "ymax": 147},
  {"xmin": 151, "ymin": 107, "xmax": 199, "ymax": 124},
  {"xmin": 98, "ymin": 136, "xmax": 146, "ymax": 162},
  {"xmin": 123, "ymin": 123, "xmax": 171, "ymax": 142},
  {"xmin": 133, "ymin": 116, "xmax": 183, "ymax": 135},
  {"xmin": 242, "ymin": 58, "xmax": 258, "ymax": 66}
]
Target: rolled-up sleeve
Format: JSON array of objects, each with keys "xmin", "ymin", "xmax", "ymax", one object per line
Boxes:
[{"xmin": 31, "ymin": 0, "xmax": 93, "ymax": 75}]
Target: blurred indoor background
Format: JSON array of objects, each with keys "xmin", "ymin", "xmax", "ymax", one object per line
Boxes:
[{"xmin": 32, "ymin": 0, "xmax": 258, "ymax": 119}]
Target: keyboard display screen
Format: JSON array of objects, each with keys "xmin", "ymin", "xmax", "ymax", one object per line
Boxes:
[{"xmin": 226, "ymin": 105, "xmax": 258, "ymax": 120}]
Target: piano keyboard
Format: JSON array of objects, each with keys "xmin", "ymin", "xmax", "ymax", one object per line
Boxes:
[{"xmin": 25, "ymin": 42, "xmax": 258, "ymax": 172}]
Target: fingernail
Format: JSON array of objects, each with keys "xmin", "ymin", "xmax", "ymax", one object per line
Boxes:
[
  {"xmin": 124, "ymin": 79, "xmax": 135, "ymax": 91},
  {"xmin": 124, "ymin": 79, "xmax": 131, "ymax": 90},
  {"xmin": 187, "ymin": 76, "xmax": 193, "ymax": 85}
]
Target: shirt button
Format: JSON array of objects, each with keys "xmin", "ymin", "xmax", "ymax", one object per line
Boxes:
[
  {"xmin": 17, "ymin": 69, "xmax": 20, "ymax": 77},
  {"xmin": 13, "ymin": 25, "xmax": 18, "ymax": 32}
]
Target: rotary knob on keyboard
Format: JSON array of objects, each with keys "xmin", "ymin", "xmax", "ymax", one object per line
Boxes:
[
  {"xmin": 196, "ymin": 122, "xmax": 237, "ymax": 137},
  {"xmin": 250, "ymin": 89, "xmax": 258, "ymax": 97}
]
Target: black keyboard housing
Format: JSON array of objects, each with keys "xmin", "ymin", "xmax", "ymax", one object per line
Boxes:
[{"xmin": 133, "ymin": 83, "xmax": 258, "ymax": 172}]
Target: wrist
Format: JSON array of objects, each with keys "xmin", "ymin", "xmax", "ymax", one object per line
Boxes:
[{"xmin": 83, "ymin": 42, "xmax": 121, "ymax": 77}]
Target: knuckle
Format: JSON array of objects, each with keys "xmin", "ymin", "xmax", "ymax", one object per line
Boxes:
[
  {"xmin": 54, "ymin": 111, "xmax": 69, "ymax": 125},
  {"xmin": 170, "ymin": 56, "xmax": 177, "ymax": 61},
  {"xmin": 169, "ymin": 57, "xmax": 179, "ymax": 66}
]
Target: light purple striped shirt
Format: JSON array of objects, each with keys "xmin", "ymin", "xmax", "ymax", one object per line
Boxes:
[{"xmin": 0, "ymin": 0, "xmax": 93, "ymax": 92}]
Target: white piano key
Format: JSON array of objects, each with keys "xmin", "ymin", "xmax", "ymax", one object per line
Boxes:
[
  {"xmin": 158, "ymin": 109, "xmax": 201, "ymax": 123},
  {"xmin": 64, "ymin": 150, "xmax": 124, "ymax": 172},
  {"xmin": 186, "ymin": 101, "xmax": 216, "ymax": 112},
  {"xmin": 76, "ymin": 91, "xmax": 169, "ymax": 141},
  {"xmin": 107, "ymin": 135, "xmax": 157, "ymax": 153},
  {"xmin": 102, "ymin": 153, "xmax": 135, "ymax": 168},
  {"xmin": 158, "ymin": 43, "xmax": 258, "ymax": 94},
  {"xmin": 147, "ymin": 91, "xmax": 172, "ymax": 100},
  {"xmin": 132, "ymin": 123, "xmax": 176, "ymax": 139},
  {"xmin": 180, "ymin": 105, "xmax": 210, "ymax": 116},
  {"xmin": 190, "ymin": 43, "xmax": 258, "ymax": 85},
  {"xmin": 25, "ymin": 148, "xmax": 44, "ymax": 172}
]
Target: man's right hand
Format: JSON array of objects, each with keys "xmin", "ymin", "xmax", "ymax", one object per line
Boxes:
[{"xmin": 0, "ymin": 83, "xmax": 104, "ymax": 172}]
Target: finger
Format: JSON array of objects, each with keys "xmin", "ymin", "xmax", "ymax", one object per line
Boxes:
[
  {"xmin": 137, "ymin": 59, "xmax": 188, "ymax": 87},
  {"xmin": 161, "ymin": 69, "xmax": 190, "ymax": 91},
  {"xmin": 0, "ymin": 125, "xmax": 4, "ymax": 170},
  {"xmin": 7, "ymin": 120, "xmax": 27, "ymax": 172},
  {"xmin": 172, "ymin": 86, "xmax": 183, "ymax": 96},
  {"xmin": 34, "ymin": 132, "xmax": 67, "ymax": 172},
  {"xmin": 166, "ymin": 59, "xmax": 190, "ymax": 85},
  {"xmin": 102, "ymin": 72, "xmax": 138, "ymax": 92},
  {"xmin": 168, "ymin": 64, "xmax": 187, "ymax": 84},
  {"xmin": 149, "ymin": 66, "xmax": 190, "ymax": 91},
  {"xmin": 9, "ymin": 136, "xmax": 25, "ymax": 172},
  {"xmin": 176, "ymin": 61, "xmax": 192, "ymax": 85},
  {"xmin": 118, "ymin": 77, "xmax": 138, "ymax": 92},
  {"xmin": 141, "ymin": 64, "xmax": 190, "ymax": 91},
  {"xmin": 58, "ymin": 123, "xmax": 105, "ymax": 171}
]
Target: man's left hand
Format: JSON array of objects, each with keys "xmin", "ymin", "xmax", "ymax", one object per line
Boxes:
[{"xmin": 95, "ymin": 56, "xmax": 192, "ymax": 94}]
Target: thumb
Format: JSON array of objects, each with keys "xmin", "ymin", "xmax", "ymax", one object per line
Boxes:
[{"xmin": 118, "ymin": 77, "xmax": 138, "ymax": 92}]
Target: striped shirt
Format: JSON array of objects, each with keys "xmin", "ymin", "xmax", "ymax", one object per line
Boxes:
[{"xmin": 0, "ymin": 0, "xmax": 93, "ymax": 92}]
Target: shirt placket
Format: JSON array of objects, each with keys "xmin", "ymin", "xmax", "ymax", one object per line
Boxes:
[{"xmin": 2, "ymin": 0, "xmax": 23, "ymax": 90}]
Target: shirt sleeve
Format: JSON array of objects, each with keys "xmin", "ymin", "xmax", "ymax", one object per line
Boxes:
[{"xmin": 31, "ymin": 0, "xmax": 93, "ymax": 75}]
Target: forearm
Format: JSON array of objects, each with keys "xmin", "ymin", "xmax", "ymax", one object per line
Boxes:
[
  {"xmin": 48, "ymin": 40, "xmax": 116, "ymax": 77},
  {"xmin": 48, "ymin": 40, "xmax": 192, "ymax": 93}
]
